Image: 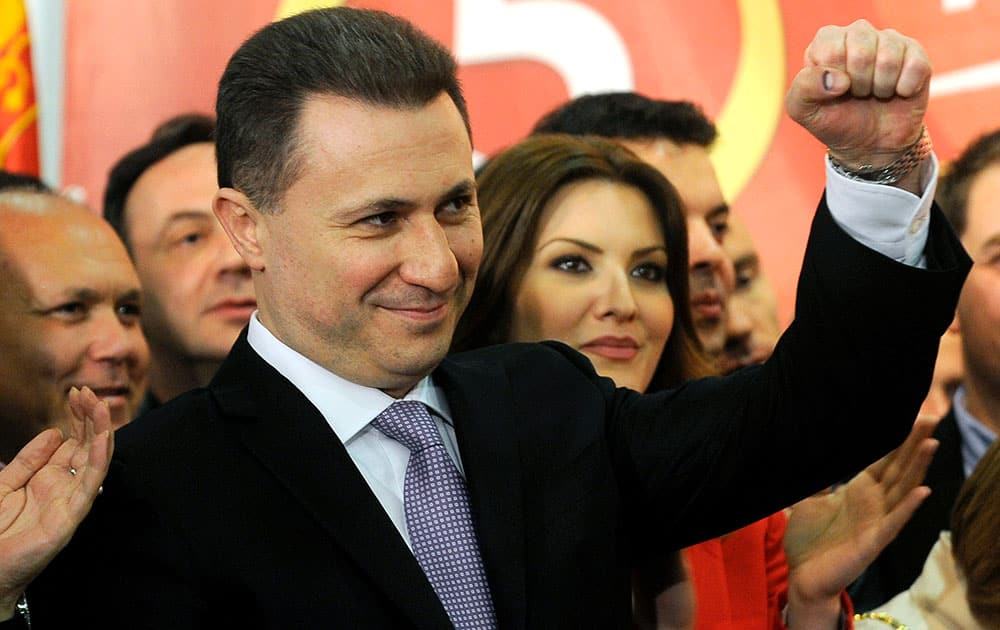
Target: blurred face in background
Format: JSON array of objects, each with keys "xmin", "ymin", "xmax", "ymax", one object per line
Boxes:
[
  {"xmin": 919, "ymin": 325, "xmax": 963, "ymax": 419},
  {"xmin": 125, "ymin": 142, "xmax": 255, "ymax": 364},
  {"xmin": 954, "ymin": 162, "xmax": 1000, "ymax": 424},
  {"xmin": 620, "ymin": 139, "xmax": 734, "ymax": 357},
  {"xmin": 510, "ymin": 179, "xmax": 674, "ymax": 392},
  {"xmin": 0, "ymin": 195, "xmax": 149, "ymax": 460},
  {"xmin": 720, "ymin": 215, "xmax": 781, "ymax": 373}
]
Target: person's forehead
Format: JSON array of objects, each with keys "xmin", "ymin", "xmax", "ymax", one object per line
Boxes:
[
  {"xmin": 540, "ymin": 179, "xmax": 662, "ymax": 240},
  {"xmin": 618, "ymin": 138, "xmax": 723, "ymax": 217},
  {"xmin": 724, "ymin": 216, "xmax": 757, "ymax": 261},
  {"xmin": 2, "ymin": 209, "xmax": 138, "ymax": 300},
  {"xmin": 287, "ymin": 93, "xmax": 474, "ymax": 207},
  {"xmin": 300, "ymin": 93, "xmax": 469, "ymax": 156},
  {"xmin": 965, "ymin": 163, "xmax": 1000, "ymax": 250},
  {"xmin": 125, "ymin": 143, "xmax": 217, "ymax": 224}
]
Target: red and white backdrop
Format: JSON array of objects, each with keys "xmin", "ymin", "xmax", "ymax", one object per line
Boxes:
[{"xmin": 56, "ymin": 0, "xmax": 1000, "ymax": 321}]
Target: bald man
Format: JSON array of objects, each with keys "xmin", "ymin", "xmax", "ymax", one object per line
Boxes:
[{"xmin": 0, "ymin": 188, "xmax": 149, "ymax": 463}]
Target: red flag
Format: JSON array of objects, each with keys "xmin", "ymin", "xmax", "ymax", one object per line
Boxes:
[{"xmin": 0, "ymin": 0, "xmax": 40, "ymax": 175}]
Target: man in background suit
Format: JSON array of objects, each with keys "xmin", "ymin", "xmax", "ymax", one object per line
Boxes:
[
  {"xmin": 27, "ymin": 9, "xmax": 968, "ymax": 629},
  {"xmin": 0, "ymin": 184, "xmax": 148, "ymax": 461},
  {"xmin": 720, "ymin": 215, "xmax": 783, "ymax": 374},
  {"xmin": 850, "ymin": 128, "xmax": 1000, "ymax": 612},
  {"xmin": 103, "ymin": 114, "xmax": 255, "ymax": 412},
  {"xmin": 0, "ymin": 183, "xmax": 135, "ymax": 624}
]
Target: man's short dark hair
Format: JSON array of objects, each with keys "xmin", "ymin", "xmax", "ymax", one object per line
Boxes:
[
  {"xmin": 532, "ymin": 92, "xmax": 717, "ymax": 147},
  {"xmin": 103, "ymin": 113, "xmax": 215, "ymax": 250},
  {"xmin": 0, "ymin": 170, "xmax": 50, "ymax": 193},
  {"xmin": 216, "ymin": 7, "xmax": 469, "ymax": 212},
  {"xmin": 937, "ymin": 128, "xmax": 1000, "ymax": 238}
]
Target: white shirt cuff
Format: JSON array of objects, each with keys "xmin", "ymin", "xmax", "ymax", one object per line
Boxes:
[{"xmin": 824, "ymin": 152, "xmax": 938, "ymax": 269}]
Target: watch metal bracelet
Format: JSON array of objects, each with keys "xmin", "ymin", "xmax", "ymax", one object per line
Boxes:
[{"xmin": 828, "ymin": 126, "xmax": 932, "ymax": 185}]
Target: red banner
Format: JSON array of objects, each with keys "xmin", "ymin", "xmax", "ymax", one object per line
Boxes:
[{"xmin": 0, "ymin": 0, "xmax": 39, "ymax": 175}]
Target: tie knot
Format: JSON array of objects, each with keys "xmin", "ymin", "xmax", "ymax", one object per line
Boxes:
[{"xmin": 371, "ymin": 400, "xmax": 441, "ymax": 453}]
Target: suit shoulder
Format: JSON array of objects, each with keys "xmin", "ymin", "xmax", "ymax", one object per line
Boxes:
[
  {"xmin": 448, "ymin": 340, "xmax": 600, "ymax": 376},
  {"xmin": 115, "ymin": 387, "xmax": 219, "ymax": 457}
]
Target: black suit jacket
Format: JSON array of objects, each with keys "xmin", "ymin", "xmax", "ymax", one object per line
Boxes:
[
  {"xmin": 848, "ymin": 407, "xmax": 966, "ymax": 612},
  {"xmin": 30, "ymin": 202, "xmax": 970, "ymax": 629}
]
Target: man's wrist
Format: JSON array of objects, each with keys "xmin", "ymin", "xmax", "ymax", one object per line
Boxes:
[{"xmin": 827, "ymin": 126, "xmax": 932, "ymax": 195}]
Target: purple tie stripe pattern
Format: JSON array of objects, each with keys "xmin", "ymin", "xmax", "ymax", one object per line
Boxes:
[{"xmin": 372, "ymin": 400, "xmax": 497, "ymax": 629}]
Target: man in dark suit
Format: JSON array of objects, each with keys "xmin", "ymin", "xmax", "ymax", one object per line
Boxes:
[
  {"xmin": 850, "ymin": 128, "xmax": 1000, "ymax": 612},
  {"xmin": 24, "ymin": 9, "xmax": 969, "ymax": 629}
]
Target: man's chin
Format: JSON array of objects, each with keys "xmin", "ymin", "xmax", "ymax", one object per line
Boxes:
[
  {"xmin": 379, "ymin": 339, "xmax": 452, "ymax": 391},
  {"xmin": 696, "ymin": 331, "xmax": 726, "ymax": 358}
]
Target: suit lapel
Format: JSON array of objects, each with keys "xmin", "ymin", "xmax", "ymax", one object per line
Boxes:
[
  {"xmin": 211, "ymin": 333, "xmax": 451, "ymax": 629},
  {"xmin": 437, "ymin": 352, "xmax": 527, "ymax": 629}
]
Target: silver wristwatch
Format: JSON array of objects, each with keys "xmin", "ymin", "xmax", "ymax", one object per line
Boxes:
[{"xmin": 828, "ymin": 126, "xmax": 932, "ymax": 185}]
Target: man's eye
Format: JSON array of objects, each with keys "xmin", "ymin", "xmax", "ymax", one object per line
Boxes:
[
  {"xmin": 734, "ymin": 263, "xmax": 757, "ymax": 291},
  {"xmin": 117, "ymin": 303, "xmax": 142, "ymax": 321},
  {"xmin": 631, "ymin": 263, "xmax": 665, "ymax": 283},
  {"xmin": 172, "ymin": 230, "xmax": 207, "ymax": 247},
  {"xmin": 440, "ymin": 196, "xmax": 473, "ymax": 215},
  {"xmin": 550, "ymin": 255, "xmax": 591, "ymax": 274},
  {"xmin": 49, "ymin": 302, "xmax": 87, "ymax": 321},
  {"xmin": 710, "ymin": 220, "xmax": 729, "ymax": 241},
  {"xmin": 363, "ymin": 212, "xmax": 398, "ymax": 227}
]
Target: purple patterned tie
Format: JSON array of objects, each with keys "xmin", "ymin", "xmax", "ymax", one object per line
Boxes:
[{"xmin": 372, "ymin": 400, "xmax": 497, "ymax": 629}]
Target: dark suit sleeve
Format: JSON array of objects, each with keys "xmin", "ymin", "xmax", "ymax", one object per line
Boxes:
[
  {"xmin": 28, "ymin": 415, "xmax": 263, "ymax": 629},
  {"xmin": 606, "ymin": 199, "xmax": 970, "ymax": 549},
  {"xmin": 27, "ymin": 461, "xmax": 233, "ymax": 629}
]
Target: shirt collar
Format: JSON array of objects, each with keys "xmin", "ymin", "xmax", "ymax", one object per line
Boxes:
[
  {"xmin": 246, "ymin": 313, "xmax": 452, "ymax": 445},
  {"xmin": 952, "ymin": 384, "xmax": 997, "ymax": 477}
]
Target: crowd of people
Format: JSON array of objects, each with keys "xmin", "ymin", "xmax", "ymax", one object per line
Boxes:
[{"xmin": 0, "ymin": 6, "xmax": 995, "ymax": 629}]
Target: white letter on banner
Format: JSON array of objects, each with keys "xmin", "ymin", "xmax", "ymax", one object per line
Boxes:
[
  {"xmin": 454, "ymin": 0, "xmax": 634, "ymax": 95},
  {"xmin": 942, "ymin": 0, "xmax": 976, "ymax": 13}
]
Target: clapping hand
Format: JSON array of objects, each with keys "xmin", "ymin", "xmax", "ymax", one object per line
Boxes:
[
  {"xmin": 783, "ymin": 416, "xmax": 940, "ymax": 627},
  {"xmin": 0, "ymin": 387, "xmax": 114, "ymax": 620}
]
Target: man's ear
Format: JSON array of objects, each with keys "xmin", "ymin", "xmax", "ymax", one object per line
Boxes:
[{"xmin": 214, "ymin": 188, "xmax": 266, "ymax": 271}]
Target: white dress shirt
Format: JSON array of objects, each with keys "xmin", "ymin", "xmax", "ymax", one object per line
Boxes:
[
  {"xmin": 825, "ymin": 153, "xmax": 937, "ymax": 268},
  {"xmin": 247, "ymin": 316, "xmax": 463, "ymax": 548},
  {"xmin": 245, "ymin": 155, "xmax": 936, "ymax": 548},
  {"xmin": 951, "ymin": 385, "xmax": 997, "ymax": 478}
]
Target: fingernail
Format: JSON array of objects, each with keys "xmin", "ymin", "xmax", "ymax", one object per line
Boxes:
[{"xmin": 823, "ymin": 70, "xmax": 833, "ymax": 91}]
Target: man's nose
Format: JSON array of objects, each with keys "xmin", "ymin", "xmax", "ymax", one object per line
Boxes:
[
  {"xmin": 688, "ymin": 218, "xmax": 735, "ymax": 293},
  {"xmin": 726, "ymin": 296, "xmax": 753, "ymax": 341},
  {"xmin": 88, "ymin": 309, "xmax": 147, "ymax": 366},
  {"xmin": 397, "ymin": 216, "xmax": 460, "ymax": 293}
]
